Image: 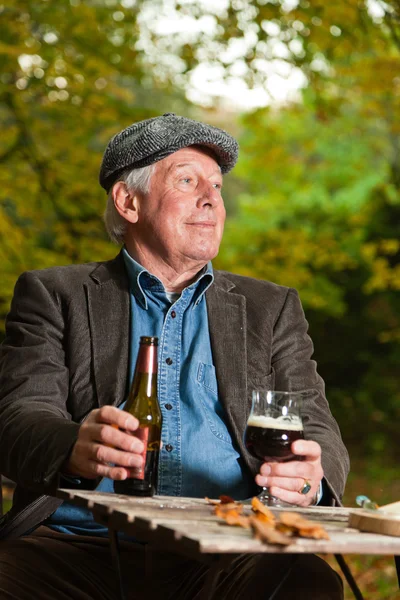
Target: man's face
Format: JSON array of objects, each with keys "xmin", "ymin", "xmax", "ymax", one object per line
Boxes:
[{"xmin": 133, "ymin": 146, "xmax": 226, "ymax": 269}]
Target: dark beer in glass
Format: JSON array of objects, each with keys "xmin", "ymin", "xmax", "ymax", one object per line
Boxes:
[
  {"xmin": 245, "ymin": 415, "xmax": 304, "ymax": 463},
  {"xmin": 244, "ymin": 390, "xmax": 304, "ymax": 506}
]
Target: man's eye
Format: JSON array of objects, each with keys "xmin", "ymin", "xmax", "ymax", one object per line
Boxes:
[
  {"xmin": 181, "ymin": 177, "xmax": 192, "ymax": 184},
  {"xmin": 213, "ymin": 183, "xmax": 222, "ymax": 189}
]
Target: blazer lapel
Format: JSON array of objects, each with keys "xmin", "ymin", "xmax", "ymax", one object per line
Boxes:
[
  {"xmin": 86, "ymin": 254, "xmax": 130, "ymax": 408},
  {"xmin": 206, "ymin": 274, "xmax": 251, "ymax": 463}
]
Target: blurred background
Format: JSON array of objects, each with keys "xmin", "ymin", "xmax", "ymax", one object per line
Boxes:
[{"xmin": 1, "ymin": 0, "xmax": 399, "ymax": 596}]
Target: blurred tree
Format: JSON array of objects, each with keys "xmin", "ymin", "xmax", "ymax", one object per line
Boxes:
[{"xmin": 215, "ymin": 99, "xmax": 400, "ymax": 460}]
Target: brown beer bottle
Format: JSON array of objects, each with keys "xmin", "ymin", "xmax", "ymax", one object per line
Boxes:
[{"xmin": 114, "ymin": 336, "xmax": 162, "ymax": 496}]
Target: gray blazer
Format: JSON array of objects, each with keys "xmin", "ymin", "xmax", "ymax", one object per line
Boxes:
[{"xmin": 0, "ymin": 252, "xmax": 349, "ymax": 539}]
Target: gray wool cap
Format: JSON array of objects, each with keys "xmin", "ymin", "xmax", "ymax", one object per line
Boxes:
[{"xmin": 99, "ymin": 112, "xmax": 239, "ymax": 191}]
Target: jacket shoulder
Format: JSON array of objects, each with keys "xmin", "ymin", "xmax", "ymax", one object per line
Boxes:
[
  {"xmin": 15, "ymin": 253, "xmax": 125, "ymax": 291},
  {"xmin": 22, "ymin": 262, "xmax": 99, "ymax": 281},
  {"xmin": 214, "ymin": 269, "xmax": 292, "ymax": 298}
]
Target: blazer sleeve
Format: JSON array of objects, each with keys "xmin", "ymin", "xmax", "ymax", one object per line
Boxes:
[
  {"xmin": 272, "ymin": 288, "xmax": 350, "ymax": 505},
  {"xmin": 0, "ymin": 271, "xmax": 80, "ymax": 492}
]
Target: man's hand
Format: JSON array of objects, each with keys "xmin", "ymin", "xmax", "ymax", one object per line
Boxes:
[
  {"xmin": 63, "ymin": 406, "xmax": 144, "ymax": 480},
  {"xmin": 255, "ymin": 440, "xmax": 324, "ymax": 507}
]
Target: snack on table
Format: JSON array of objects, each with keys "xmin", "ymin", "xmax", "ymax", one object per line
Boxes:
[
  {"xmin": 208, "ymin": 496, "xmax": 330, "ymax": 544},
  {"xmin": 205, "ymin": 495, "xmax": 235, "ymax": 505},
  {"xmin": 224, "ymin": 512, "xmax": 251, "ymax": 528},
  {"xmin": 250, "ymin": 515, "xmax": 293, "ymax": 546},
  {"xmin": 251, "ymin": 496, "xmax": 276, "ymax": 526},
  {"xmin": 278, "ymin": 512, "xmax": 330, "ymax": 540},
  {"xmin": 207, "ymin": 495, "xmax": 250, "ymax": 527}
]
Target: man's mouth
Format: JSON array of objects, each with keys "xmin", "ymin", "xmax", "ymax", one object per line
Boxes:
[{"xmin": 186, "ymin": 221, "xmax": 216, "ymax": 227}]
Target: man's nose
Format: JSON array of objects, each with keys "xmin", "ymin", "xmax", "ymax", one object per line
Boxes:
[{"xmin": 196, "ymin": 181, "xmax": 221, "ymax": 207}]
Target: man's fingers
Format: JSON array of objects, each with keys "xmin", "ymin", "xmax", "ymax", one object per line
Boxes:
[
  {"xmin": 254, "ymin": 476, "xmax": 318, "ymax": 507},
  {"xmin": 64, "ymin": 407, "xmax": 144, "ymax": 479},
  {"xmin": 260, "ymin": 459, "xmax": 323, "ymax": 492},
  {"xmin": 291, "ymin": 439, "xmax": 321, "ymax": 459},
  {"xmin": 89, "ymin": 423, "xmax": 144, "ymax": 453},
  {"xmin": 255, "ymin": 474, "xmax": 311, "ymax": 494},
  {"xmin": 91, "ymin": 406, "xmax": 139, "ymax": 432},
  {"xmin": 74, "ymin": 457, "xmax": 145, "ymax": 481},
  {"xmin": 82, "ymin": 461, "xmax": 131, "ymax": 480},
  {"xmin": 261, "ymin": 460, "xmax": 314, "ymax": 480},
  {"xmin": 91, "ymin": 444, "xmax": 144, "ymax": 469},
  {"xmin": 266, "ymin": 486, "xmax": 313, "ymax": 507}
]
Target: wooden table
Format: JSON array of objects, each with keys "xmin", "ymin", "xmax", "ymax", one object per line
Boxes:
[{"xmin": 57, "ymin": 489, "xmax": 400, "ymax": 599}]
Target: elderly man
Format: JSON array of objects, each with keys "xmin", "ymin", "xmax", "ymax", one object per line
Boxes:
[{"xmin": 0, "ymin": 113, "xmax": 348, "ymax": 599}]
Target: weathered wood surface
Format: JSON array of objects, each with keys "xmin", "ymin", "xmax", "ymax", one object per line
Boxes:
[
  {"xmin": 348, "ymin": 509, "xmax": 400, "ymax": 537},
  {"xmin": 380, "ymin": 500, "xmax": 400, "ymax": 514},
  {"xmin": 57, "ymin": 489, "xmax": 400, "ymax": 557}
]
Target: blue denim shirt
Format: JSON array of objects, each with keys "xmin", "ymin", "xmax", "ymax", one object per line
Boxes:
[
  {"xmin": 123, "ymin": 249, "xmax": 252, "ymax": 499},
  {"xmin": 47, "ymin": 250, "xmax": 252, "ymax": 535}
]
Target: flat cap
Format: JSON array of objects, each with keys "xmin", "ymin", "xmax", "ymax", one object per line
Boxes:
[{"xmin": 99, "ymin": 112, "xmax": 239, "ymax": 191}]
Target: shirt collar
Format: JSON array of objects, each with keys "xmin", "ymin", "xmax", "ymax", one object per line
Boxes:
[{"xmin": 122, "ymin": 247, "xmax": 214, "ymax": 310}]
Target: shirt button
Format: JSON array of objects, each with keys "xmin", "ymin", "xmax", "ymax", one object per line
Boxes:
[
  {"xmin": 165, "ymin": 403, "xmax": 173, "ymax": 410},
  {"xmin": 165, "ymin": 444, "xmax": 173, "ymax": 452},
  {"xmin": 171, "ymin": 310, "xmax": 176, "ymax": 318},
  {"xmin": 166, "ymin": 357, "xmax": 173, "ymax": 365}
]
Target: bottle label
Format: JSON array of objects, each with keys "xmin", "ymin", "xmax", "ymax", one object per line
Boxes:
[{"xmin": 135, "ymin": 426, "xmax": 149, "ymax": 480}]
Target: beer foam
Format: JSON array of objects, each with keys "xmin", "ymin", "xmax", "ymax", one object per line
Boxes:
[{"xmin": 247, "ymin": 415, "xmax": 303, "ymax": 431}]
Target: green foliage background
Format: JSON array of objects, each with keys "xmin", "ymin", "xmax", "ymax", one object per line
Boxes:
[{"xmin": 1, "ymin": 1, "xmax": 400, "ymax": 595}]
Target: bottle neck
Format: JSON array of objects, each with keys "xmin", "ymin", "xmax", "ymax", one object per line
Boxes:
[
  {"xmin": 128, "ymin": 343, "xmax": 158, "ymax": 402},
  {"xmin": 136, "ymin": 343, "xmax": 158, "ymax": 376}
]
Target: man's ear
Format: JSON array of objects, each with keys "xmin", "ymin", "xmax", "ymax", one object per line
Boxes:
[{"xmin": 112, "ymin": 182, "xmax": 140, "ymax": 224}]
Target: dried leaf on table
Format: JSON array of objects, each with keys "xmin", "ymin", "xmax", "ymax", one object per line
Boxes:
[
  {"xmin": 251, "ymin": 496, "xmax": 276, "ymax": 525},
  {"xmin": 278, "ymin": 512, "xmax": 330, "ymax": 540},
  {"xmin": 279, "ymin": 512, "xmax": 308, "ymax": 527},
  {"xmin": 219, "ymin": 495, "xmax": 235, "ymax": 504},
  {"xmin": 224, "ymin": 513, "xmax": 251, "ymax": 528},
  {"xmin": 250, "ymin": 516, "xmax": 294, "ymax": 546},
  {"xmin": 214, "ymin": 504, "xmax": 244, "ymax": 520},
  {"xmin": 209, "ymin": 497, "xmax": 249, "ymax": 528},
  {"xmin": 207, "ymin": 495, "xmax": 329, "ymax": 545},
  {"xmin": 252, "ymin": 512, "xmax": 276, "ymax": 527},
  {"xmin": 275, "ymin": 523, "xmax": 296, "ymax": 536},
  {"xmin": 297, "ymin": 526, "xmax": 329, "ymax": 540},
  {"xmin": 205, "ymin": 495, "xmax": 235, "ymax": 505}
]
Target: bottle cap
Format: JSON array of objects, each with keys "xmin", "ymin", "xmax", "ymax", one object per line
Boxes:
[{"xmin": 140, "ymin": 336, "xmax": 159, "ymax": 346}]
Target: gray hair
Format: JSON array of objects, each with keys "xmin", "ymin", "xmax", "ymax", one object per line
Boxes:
[{"xmin": 103, "ymin": 164, "xmax": 155, "ymax": 244}]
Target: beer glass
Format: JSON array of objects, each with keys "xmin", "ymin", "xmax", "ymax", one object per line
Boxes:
[{"xmin": 244, "ymin": 390, "xmax": 304, "ymax": 506}]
